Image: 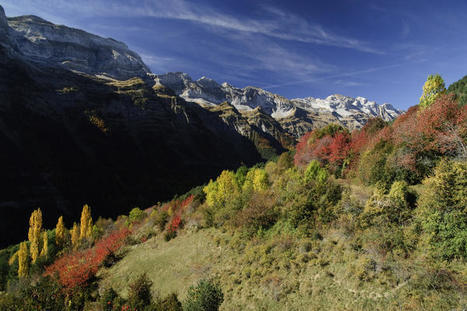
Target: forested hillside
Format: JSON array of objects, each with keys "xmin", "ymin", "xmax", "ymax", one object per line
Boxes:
[{"xmin": 0, "ymin": 75, "xmax": 465, "ymax": 310}]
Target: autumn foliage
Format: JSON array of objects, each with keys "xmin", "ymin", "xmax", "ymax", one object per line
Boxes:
[
  {"xmin": 45, "ymin": 227, "xmax": 130, "ymax": 291},
  {"xmin": 294, "ymin": 93, "xmax": 467, "ymax": 184}
]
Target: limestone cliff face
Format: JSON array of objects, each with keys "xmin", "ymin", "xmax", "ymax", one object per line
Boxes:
[{"xmin": 3, "ymin": 11, "xmax": 149, "ymax": 80}]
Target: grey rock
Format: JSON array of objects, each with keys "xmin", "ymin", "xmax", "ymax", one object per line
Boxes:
[
  {"xmin": 0, "ymin": 5, "xmax": 8, "ymax": 39},
  {"xmin": 5, "ymin": 12, "xmax": 149, "ymax": 80},
  {"xmin": 153, "ymin": 72, "xmax": 403, "ymax": 138}
]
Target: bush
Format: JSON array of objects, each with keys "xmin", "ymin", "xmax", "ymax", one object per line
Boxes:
[
  {"xmin": 11, "ymin": 276, "xmax": 65, "ymax": 311},
  {"xmin": 154, "ymin": 210, "xmax": 169, "ymax": 231},
  {"xmin": 184, "ymin": 279, "xmax": 223, "ymax": 311},
  {"xmin": 100, "ymin": 287, "xmax": 123, "ymax": 311},
  {"xmin": 0, "ymin": 293, "xmax": 21, "ymax": 311},
  {"xmin": 128, "ymin": 207, "xmax": 146, "ymax": 225},
  {"xmin": 417, "ymin": 160, "xmax": 467, "ymax": 260},
  {"xmin": 157, "ymin": 293, "xmax": 182, "ymax": 311},
  {"xmin": 128, "ymin": 273, "xmax": 153, "ymax": 310},
  {"xmin": 232, "ymin": 192, "xmax": 278, "ymax": 236}
]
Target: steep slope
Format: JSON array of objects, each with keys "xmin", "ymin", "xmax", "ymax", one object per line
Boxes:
[
  {"xmin": 5, "ymin": 12, "xmax": 149, "ymax": 80},
  {"xmin": 0, "ymin": 39, "xmax": 263, "ymax": 248},
  {"xmin": 152, "ymin": 72, "xmax": 403, "ymax": 137},
  {"xmin": 205, "ymin": 103, "xmax": 294, "ymax": 159}
]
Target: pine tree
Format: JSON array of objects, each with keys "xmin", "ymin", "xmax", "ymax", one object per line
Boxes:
[
  {"xmin": 18, "ymin": 241, "xmax": 29, "ymax": 278},
  {"xmin": 55, "ymin": 216, "xmax": 67, "ymax": 247},
  {"xmin": 40, "ymin": 231, "xmax": 48, "ymax": 259},
  {"xmin": 80, "ymin": 204, "xmax": 93, "ymax": 241},
  {"xmin": 71, "ymin": 222, "xmax": 80, "ymax": 250},
  {"xmin": 28, "ymin": 208, "xmax": 42, "ymax": 264}
]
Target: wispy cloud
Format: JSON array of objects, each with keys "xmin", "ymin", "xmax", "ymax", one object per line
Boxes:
[
  {"xmin": 2, "ymin": 0, "xmax": 381, "ymax": 54},
  {"xmin": 334, "ymin": 80, "xmax": 366, "ymax": 87},
  {"xmin": 262, "ymin": 63, "xmax": 404, "ymax": 90}
]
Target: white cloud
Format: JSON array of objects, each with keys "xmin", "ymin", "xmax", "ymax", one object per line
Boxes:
[{"xmin": 2, "ymin": 0, "xmax": 381, "ymax": 54}]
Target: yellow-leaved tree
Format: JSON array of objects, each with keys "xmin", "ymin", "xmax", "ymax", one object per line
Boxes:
[
  {"xmin": 203, "ymin": 170, "xmax": 239, "ymax": 207},
  {"xmin": 55, "ymin": 216, "xmax": 67, "ymax": 247},
  {"xmin": 71, "ymin": 222, "xmax": 80, "ymax": 249},
  {"xmin": 28, "ymin": 208, "xmax": 42, "ymax": 264},
  {"xmin": 18, "ymin": 241, "xmax": 29, "ymax": 278},
  {"xmin": 40, "ymin": 231, "xmax": 48, "ymax": 259},
  {"xmin": 80, "ymin": 204, "xmax": 93, "ymax": 241},
  {"xmin": 419, "ymin": 74, "xmax": 446, "ymax": 109},
  {"xmin": 243, "ymin": 168, "xmax": 269, "ymax": 192}
]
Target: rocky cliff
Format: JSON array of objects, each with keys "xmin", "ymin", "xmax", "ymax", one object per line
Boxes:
[
  {"xmin": 3, "ymin": 9, "xmax": 149, "ymax": 80},
  {"xmin": 152, "ymin": 72, "xmax": 402, "ymax": 137}
]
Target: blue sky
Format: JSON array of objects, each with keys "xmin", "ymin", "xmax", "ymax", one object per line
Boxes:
[{"xmin": 2, "ymin": 0, "xmax": 467, "ymax": 110}]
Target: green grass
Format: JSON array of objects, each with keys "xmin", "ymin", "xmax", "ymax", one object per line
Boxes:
[
  {"xmin": 99, "ymin": 229, "xmax": 223, "ymax": 300},
  {"xmin": 98, "ymin": 220, "xmax": 464, "ymax": 310}
]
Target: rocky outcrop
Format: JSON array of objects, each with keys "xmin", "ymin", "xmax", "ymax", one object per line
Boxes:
[
  {"xmin": 3, "ymin": 10, "xmax": 149, "ymax": 80},
  {"xmin": 153, "ymin": 72, "xmax": 403, "ymax": 137},
  {"xmin": 0, "ymin": 6, "xmax": 8, "ymax": 39}
]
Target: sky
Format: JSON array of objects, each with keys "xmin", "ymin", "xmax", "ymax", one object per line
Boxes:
[{"xmin": 2, "ymin": 0, "xmax": 467, "ymax": 110}]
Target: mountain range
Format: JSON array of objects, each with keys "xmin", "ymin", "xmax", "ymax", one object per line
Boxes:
[
  {"xmin": 152, "ymin": 72, "xmax": 402, "ymax": 138},
  {"xmin": 0, "ymin": 5, "xmax": 401, "ymax": 247}
]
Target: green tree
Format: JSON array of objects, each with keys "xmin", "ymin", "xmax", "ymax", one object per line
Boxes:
[
  {"xmin": 419, "ymin": 74, "xmax": 446, "ymax": 109},
  {"xmin": 128, "ymin": 273, "xmax": 153, "ymax": 309},
  {"xmin": 417, "ymin": 159, "xmax": 467, "ymax": 260},
  {"xmin": 184, "ymin": 279, "xmax": 223, "ymax": 311}
]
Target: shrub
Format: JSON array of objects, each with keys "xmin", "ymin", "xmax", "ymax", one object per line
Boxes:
[
  {"xmin": 100, "ymin": 287, "xmax": 120, "ymax": 311},
  {"xmin": 128, "ymin": 273, "xmax": 153, "ymax": 310},
  {"xmin": 154, "ymin": 210, "xmax": 169, "ymax": 231},
  {"xmin": 184, "ymin": 279, "xmax": 223, "ymax": 311},
  {"xmin": 128, "ymin": 207, "xmax": 146, "ymax": 225},
  {"xmin": 232, "ymin": 192, "xmax": 278, "ymax": 236},
  {"xmin": 14, "ymin": 276, "xmax": 65, "ymax": 311},
  {"xmin": 158, "ymin": 293, "xmax": 182, "ymax": 311},
  {"xmin": 416, "ymin": 159, "xmax": 467, "ymax": 260},
  {"xmin": 44, "ymin": 227, "xmax": 130, "ymax": 291}
]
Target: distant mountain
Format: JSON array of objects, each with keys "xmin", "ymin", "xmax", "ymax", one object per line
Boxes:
[{"xmin": 152, "ymin": 72, "xmax": 402, "ymax": 137}]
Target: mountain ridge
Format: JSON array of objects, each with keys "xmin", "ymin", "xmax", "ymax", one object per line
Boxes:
[{"xmin": 152, "ymin": 72, "xmax": 402, "ymax": 137}]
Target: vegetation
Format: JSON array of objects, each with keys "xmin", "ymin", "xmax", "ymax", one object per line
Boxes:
[{"xmin": 0, "ymin": 74, "xmax": 465, "ymax": 310}]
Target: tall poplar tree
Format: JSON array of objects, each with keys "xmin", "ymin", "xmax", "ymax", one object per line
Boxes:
[
  {"xmin": 71, "ymin": 222, "xmax": 80, "ymax": 250},
  {"xmin": 80, "ymin": 204, "xmax": 93, "ymax": 241},
  {"xmin": 28, "ymin": 208, "xmax": 42, "ymax": 264},
  {"xmin": 55, "ymin": 216, "xmax": 67, "ymax": 247},
  {"xmin": 18, "ymin": 242, "xmax": 29, "ymax": 278}
]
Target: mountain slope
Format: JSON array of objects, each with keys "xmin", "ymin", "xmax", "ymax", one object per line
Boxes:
[
  {"xmin": 4, "ymin": 12, "xmax": 149, "ymax": 80},
  {"xmin": 0, "ymin": 6, "xmax": 270, "ymax": 247},
  {"xmin": 152, "ymin": 72, "xmax": 402, "ymax": 137}
]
